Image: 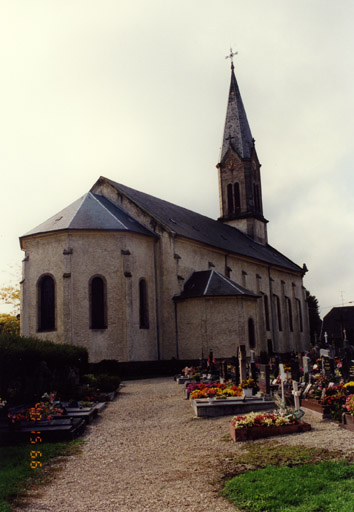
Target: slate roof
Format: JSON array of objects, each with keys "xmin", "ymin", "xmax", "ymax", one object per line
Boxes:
[
  {"xmin": 174, "ymin": 270, "xmax": 259, "ymax": 300},
  {"xmin": 220, "ymin": 67, "xmax": 254, "ymax": 161},
  {"xmin": 21, "ymin": 192, "xmax": 155, "ymax": 240},
  {"xmin": 101, "ymin": 177, "xmax": 303, "ymax": 274}
]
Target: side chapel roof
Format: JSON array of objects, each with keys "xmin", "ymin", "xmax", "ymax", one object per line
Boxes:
[
  {"xmin": 21, "ymin": 191, "xmax": 155, "ymax": 241},
  {"xmin": 100, "ymin": 177, "xmax": 303, "ymax": 274},
  {"xmin": 174, "ymin": 269, "xmax": 258, "ymax": 300}
]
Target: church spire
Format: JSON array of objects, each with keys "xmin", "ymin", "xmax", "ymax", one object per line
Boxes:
[
  {"xmin": 217, "ymin": 53, "xmax": 268, "ymax": 245},
  {"xmin": 221, "ymin": 50, "xmax": 254, "ymax": 161}
]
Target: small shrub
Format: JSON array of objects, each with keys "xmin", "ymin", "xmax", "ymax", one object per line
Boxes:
[{"xmin": 95, "ymin": 374, "xmax": 121, "ymax": 392}]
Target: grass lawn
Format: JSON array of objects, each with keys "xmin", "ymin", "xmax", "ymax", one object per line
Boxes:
[
  {"xmin": 222, "ymin": 461, "xmax": 354, "ymax": 512},
  {"xmin": 221, "ymin": 442, "xmax": 354, "ymax": 512},
  {"xmin": 0, "ymin": 440, "xmax": 83, "ymax": 512}
]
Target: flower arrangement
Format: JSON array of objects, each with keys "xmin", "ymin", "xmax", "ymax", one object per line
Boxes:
[
  {"xmin": 189, "ymin": 381, "xmax": 242, "ymax": 400},
  {"xmin": 231, "ymin": 411, "xmax": 298, "ymax": 430},
  {"xmin": 240, "ymin": 378, "xmax": 256, "ymax": 389},
  {"xmin": 181, "ymin": 366, "xmax": 200, "ymax": 377},
  {"xmin": 344, "ymin": 395, "xmax": 354, "ymax": 416},
  {"xmin": 8, "ymin": 401, "xmax": 64, "ymax": 424}
]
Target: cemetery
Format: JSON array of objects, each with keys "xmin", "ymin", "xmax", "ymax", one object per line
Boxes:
[
  {"xmin": 0, "ymin": 333, "xmax": 121, "ymax": 444},
  {"xmin": 178, "ymin": 344, "xmax": 354, "ymax": 438},
  {"xmin": 1, "ymin": 332, "xmax": 354, "ymax": 511}
]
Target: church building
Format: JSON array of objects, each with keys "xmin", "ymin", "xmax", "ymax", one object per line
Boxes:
[{"xmin": 20, "ymin": 60, "xmax": 311, "ymax": 363}]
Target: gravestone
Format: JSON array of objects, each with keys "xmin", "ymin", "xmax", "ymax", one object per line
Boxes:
[
  {"xmin": 291, "ymin": 359, "xmax": 300, "ymax": 382},
  {"xmin": 279, "ymin": 363, "xmax": 286, "ymax": 404},
  {"xmin": 292, "ymin": 381, "xmax": 301, "ymax": 410},
  {"xmin": 220, "ymin": 360, "xmax": 228, "ymax": 381},
  {"xmin": 250, "ymin": 362, "xmax": 257, "ymax": 382},
  {"xmin": 320, "ymin": 348, "xmax": 330, "ymax": 358},
  {"xmin": 348, "ymin": 361, "xmax": 354, "ymax": 381},
  {"xmin": 230, "ymin": 356, "xmax": 239, "ymax": 385},
  {"xmin": 322, "ymin": 356, "xmax": 335, "ymax": 379},
  {"xmin": 258, "ymin": 364, "xmax": 270, "ymax": 395},
  {"xmin": 303, "ymin": 356, "xmax": 310, "ymax": 379},
  {"xmin": 207, "ymin": 350, "xmax": 216, "ymax": 376}
]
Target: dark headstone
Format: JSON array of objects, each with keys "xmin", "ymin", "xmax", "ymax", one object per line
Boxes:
[
  {"xmin": 250, "ymin": 362, "xmax": 257, "ymax": 382},
  {"xmin": 348, "ymin": 361, "xmax": 354, "ymax": 380},
  {"xmin": 322, "ymin": 356, "xmax": 335, "ymax": 379},
  {"xmin": 291, "ymin": 360, "xmax": 300, "ymax": 381},
  {"xmin": 258, "ymin": 364, "xmax": 270, "ymax": 394}
]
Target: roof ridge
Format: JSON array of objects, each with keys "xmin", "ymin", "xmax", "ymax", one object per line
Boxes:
[
  {"xmin": 65, "ymin": 194, "xmax": 87, "ymax": 228},
  {"xmin": 204, "ymin": 269, "xmax": 214, "ymax": 295},
  {"xmin": 90, "ymin": 193, "xmax": 127, "ymax": 229}
]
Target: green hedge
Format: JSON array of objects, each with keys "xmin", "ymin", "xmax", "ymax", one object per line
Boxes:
[{"xmin": 0, "ymin": 333, "xmax": 88, "ymax": 404}]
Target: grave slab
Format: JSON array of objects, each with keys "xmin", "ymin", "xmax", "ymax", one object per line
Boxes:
[{"xmin": 191, "ymin": 397, "xmax": 275, "ymax": 418}]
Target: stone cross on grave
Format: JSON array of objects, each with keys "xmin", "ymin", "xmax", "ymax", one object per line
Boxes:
[
  {"xmin": 292, "ymin": 381, "xmax": 301, "ymax": 411},
  {"xmin": 238, "ymin": 345, "xmax": 247, "ymax": 382}
]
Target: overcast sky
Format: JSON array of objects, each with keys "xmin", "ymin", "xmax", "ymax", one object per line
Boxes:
[{"xmin": 1, "ymin": 0, "xmax": 353, "ymax": 317}]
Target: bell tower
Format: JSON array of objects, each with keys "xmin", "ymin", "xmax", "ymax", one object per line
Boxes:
[{"xmin": 217, "ymin": 50, "xmax": 268, "ymax": 245}]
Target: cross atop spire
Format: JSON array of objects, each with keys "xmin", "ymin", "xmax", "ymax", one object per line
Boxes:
[{"xmin": 225, "ymin": 47, "xmax": 238, "ymax": 70}]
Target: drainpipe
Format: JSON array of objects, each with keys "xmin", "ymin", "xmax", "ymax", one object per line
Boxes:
[{"xmin": 153, "ymin": 239, "xmax": 161, "ymax": 360}]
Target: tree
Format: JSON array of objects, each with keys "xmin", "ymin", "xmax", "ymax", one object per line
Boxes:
[
  {"xmin": 0, "ymin": 283, "xmax": 20, "ymax": 315},
  {"xmin": 0, "ymin": 282, "xmax": 20, "ymax": 335},
  {"xmin": 306, "ymin": 291, "xmax": 322, "ymax": 345},
  {"xmin": 0, "ymin": 313, "xmax": 20, "ymax": 335}
]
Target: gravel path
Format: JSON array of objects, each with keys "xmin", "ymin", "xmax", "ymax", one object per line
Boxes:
[{"xmin": 15, "ymin": 378, "xmax": 354, "ymax": 512}]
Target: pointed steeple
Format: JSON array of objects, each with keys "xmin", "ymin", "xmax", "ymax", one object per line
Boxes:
[
  {"xmin": 221, "ymin": 65, "xmax": 254, "ymax": 161},
  {"xmin": 217, "ymin": 54, "xmax": 268, "ymax": 245}
]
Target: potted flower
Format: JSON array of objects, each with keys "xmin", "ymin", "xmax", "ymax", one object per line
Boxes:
[{"xmin": 240, "ymin": 378, "xmax": 256, "ymax": 398}]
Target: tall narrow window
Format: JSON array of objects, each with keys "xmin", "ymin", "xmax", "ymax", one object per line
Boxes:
[
  {"xmin": 37, "ymin": 274, "xmax": 55, "ymax": 331},
  {"xmin": 274, "ymin": 294, "xmax": 282, "ymax": 331},
  {"xmin": 90, "ymin": 276, "xmax": 107, "ymax": 329},
  {"xmin": 234, "ymin": 182, "xmax": 241, "ymax": 210},
  {"xmin": 227, "ymin": 184, "xmax": 233, "ymax": 214},
  {"xmin": 264, "ymin": 294, "xmax": 270, "ymax": 331},
  {"xmin": 286, "ymin": 297, "xmax": 293, "ymax": 332},
  {"xmin": 296, "ymin": 299, "xmax": 303, "ymax": 332},
  {"xmin": 248, "ymin": 318, "xmax": 256, "ymax": 349},
  {"xmin": 139, "ymin": 279, "xmax": 149, "ymax": 329}
]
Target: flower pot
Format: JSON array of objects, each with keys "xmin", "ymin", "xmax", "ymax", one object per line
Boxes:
[
  {"xmin": 208, "ymin": 397, "xmax": 215, "ymax": 403},
  {"xmin": 242, "ymin": 388, "xmax": 253, "ymax": 398}
]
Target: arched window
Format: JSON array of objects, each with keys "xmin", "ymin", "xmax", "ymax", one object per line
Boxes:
[
  {"xmin": 139, "ymin": 279, "xmax": 149, "ymax": 329},
  {"xmin": 227, "ymin": 184, "xmax": 233, "ymax": 215},
  {"xmin": 286, "ymin": 297, "xmax": 293, "ymax": 332},
  {"xmin": 296, "ymin": 299, "xmax": 303, "ymax": 332},
  {"xmin": 248, "ymin": 318, "xmax": 256, "ymax": 349},
  {"xmin": 234, "ymin": 182, "xmax": 241, "ymax": 210},
  {"xmin": 263, "ymin": 294, "xmax": 270, "ymax": 331},
  {"xmin": 37, "ymin": 274, "xmax": 55, "ymax": 331},
  {"xmin": 90, "ymin": 276, "xmax": 107, "ymax": 329}
]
